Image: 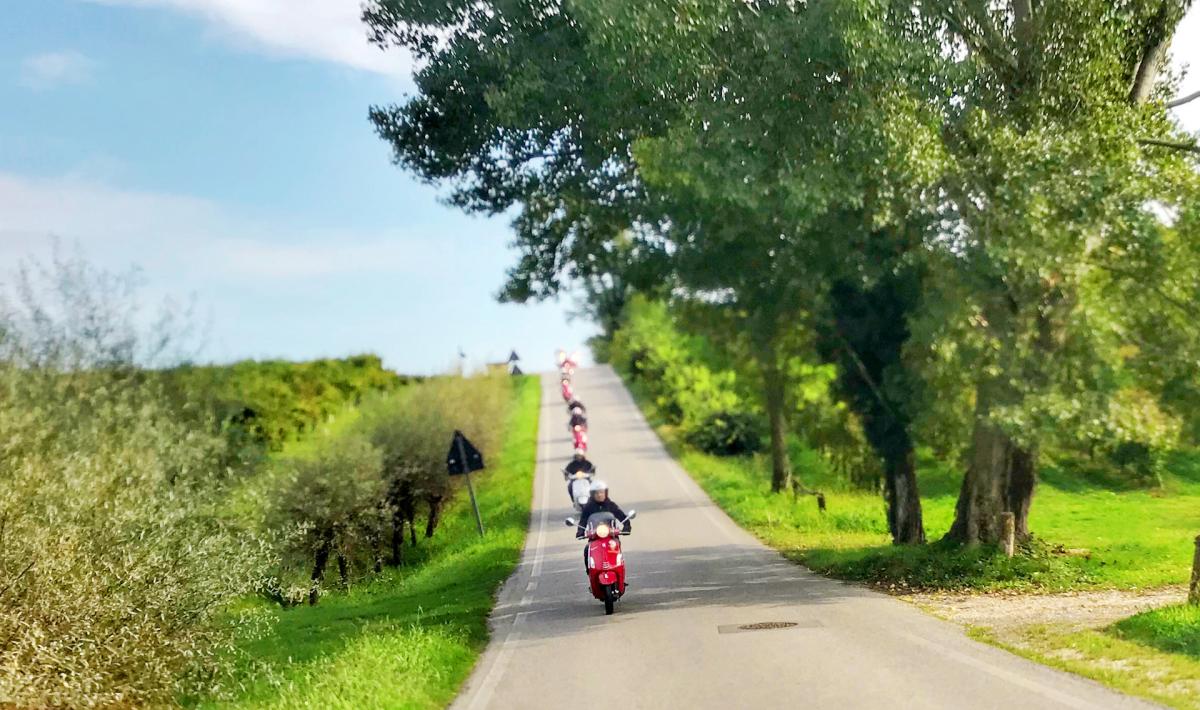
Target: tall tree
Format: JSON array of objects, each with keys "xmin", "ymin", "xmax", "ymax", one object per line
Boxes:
[{"xmin": 919, "ymin": 0, "xmax": 1198, "ymax": 544}]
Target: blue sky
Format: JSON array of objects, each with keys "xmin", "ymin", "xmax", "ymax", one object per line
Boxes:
[
  {"xmin": 1, "ymin": 0, "xmax": 595, "ymax": 374},
  {"xmin": 6, "ymin": 2, "xmax": 1200, "ymax": 375}
]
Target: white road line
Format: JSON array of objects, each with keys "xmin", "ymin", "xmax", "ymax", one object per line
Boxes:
[
  {"xmin": 530, "ymin": 416, "xmax": 552, "ymax": 579},
  {"xmin": 466, "ymin": 378, "xmax": 553, "ymax": 710}
]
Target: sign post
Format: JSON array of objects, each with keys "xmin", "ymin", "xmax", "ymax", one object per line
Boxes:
[{"xmin": 447, "ymin": 430, "xmax": 486, "ymax": 536}]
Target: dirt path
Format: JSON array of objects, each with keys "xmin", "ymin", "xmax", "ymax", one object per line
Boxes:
[{"xmin": 902, "ymin": 586, "xmax": 1187, "ymax": 644}]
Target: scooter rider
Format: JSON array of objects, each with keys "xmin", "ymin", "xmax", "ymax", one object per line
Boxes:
[
  {"xmin": 563, "ymin": 450, "xmax": 596, "ymax": 505},
  {"xmin": 564, "ymin": 450, "xmax": 595, "ymax": 478},
  {"xmin": 568, "ymin": 406, "xmax": 588, "ymax": 433},
  {"xmin": 577, "ymin": 480, "xmax": 631, "ymax": 569}
]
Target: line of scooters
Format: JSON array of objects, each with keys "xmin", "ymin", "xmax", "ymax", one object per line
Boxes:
[{"xmin": 553, "ymin": 351, "xmax": 637, "ymax": 615}]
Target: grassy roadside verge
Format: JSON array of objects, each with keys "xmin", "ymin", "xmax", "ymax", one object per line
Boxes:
[
  {"xmin": 625, "ymin": 370, "xmax": 1199, "ymax": 593},
  {"xmin": 617, "ymin": 371, "xmax": 1200, "ymax": 707},
  {"xmin": 970, "ymin": 620, "xmax": 1200, "ymax": 710},
  {"xmin": 203, "ymin": 375, "xmax": 540, "ymax": 710}
]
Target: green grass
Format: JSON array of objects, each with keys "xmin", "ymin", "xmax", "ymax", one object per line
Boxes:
[
  {"xmin": 969, "ymin": 622, "xmax": 1200, "ymax": 710},
  {"xmin": 1114, "ymin": 604, "xmax": 1200, "ymax": 659},
  {"xmin": 201, "ymin": 375, "xmax": 540, "ymax": 710},
  {"xmin": 624, "ymin": 375, "xmax": 1200, "ymax": 592}
]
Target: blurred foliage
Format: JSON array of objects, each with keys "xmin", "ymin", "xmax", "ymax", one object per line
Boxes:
[
  {"xmin": 166, "ymin": 355, "xmax": 411, "ymax": 451},
  {"xmin": 0, "ymin": 253, "xmax": 272, "ymax": 708}
]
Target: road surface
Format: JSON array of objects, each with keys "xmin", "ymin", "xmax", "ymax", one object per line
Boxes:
[{"xmin": 452, "ymin": 367, "xmax": 1158, "ymax": 710}]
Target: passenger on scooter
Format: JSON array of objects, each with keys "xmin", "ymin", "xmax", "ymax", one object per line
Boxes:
[{"xmin": 568, "ymin": 408, "xmax": 588, "ymax": 432}]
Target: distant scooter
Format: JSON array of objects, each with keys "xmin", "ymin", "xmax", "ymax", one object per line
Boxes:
[
  {"xmin": 571, "ymin": 425, "xmax": 588, "ymax": 452},
  {"xmin": 565, "ymin": 510, "xmax": 637, "ymax": 615},
  {"xmin": 563, "ymin": 467, "xmax": 595, "ymax": 511},
  {"xmin": 561, "ymin": 378, "xmax": 575, "ymax": 403}
]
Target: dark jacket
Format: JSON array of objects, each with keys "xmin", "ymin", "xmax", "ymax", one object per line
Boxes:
[
  {"xmin": 576, "ymin": 498, "xmax": 630, "ymax": 538},
  {"xmin": 563, "ymin": 459, "xmax": 596, "ymax": 478},
  {"xmin": 568, "ymin": 413, "xmax": 588, "ymax": 430}
]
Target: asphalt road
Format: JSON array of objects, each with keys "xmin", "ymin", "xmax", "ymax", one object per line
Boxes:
[{"xmin": 451, "ymin": 366, "xmax": 1159, "ymax": 710}]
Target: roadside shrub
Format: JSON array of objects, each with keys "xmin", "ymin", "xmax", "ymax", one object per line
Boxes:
[
  {"xmin": 609, "ymin": 297, "xmax": 747, "ymax": 427},
  {"xmin": 0, "ymin": 254, "xmax": 270, "ymax": 708},
  {"xmin": 270, "ymin": 434, "xmax": 388, "ymax": 604},
  {"xmin": 685, "ymin": 410, "xmax": 763, "ymax": 455},
  {"xmin": 357, "ymin": 373, "xmax": 511, "ymax": 561}
]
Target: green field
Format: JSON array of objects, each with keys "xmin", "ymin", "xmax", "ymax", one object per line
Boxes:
[
  {"xmin": 202, "ymin": 376, "xmax": 540, "ymax": 709},
  {"xmin": 653, "ymin": 409, "xmax": 1200, "ymax": 593}
]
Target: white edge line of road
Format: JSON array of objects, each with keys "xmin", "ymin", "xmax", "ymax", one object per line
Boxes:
[{"xmin": 465, "ymin": 376, "xmax": 553, "ymax": 710}]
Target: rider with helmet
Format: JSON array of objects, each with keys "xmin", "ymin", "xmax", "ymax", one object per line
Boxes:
[
  {"xmin": 564, "ymin": 450, "xmax": 596, "ymax": 478},
  {"xmin": 576, "ymin": 480, "xmax": 630, "ymax": 571},
  {"xmin": 563, "ymin": 450, "xmax": 596, "ymax": 506},
  {"xmin": 568, "ymin": 406, "xmax": 588, "ymax": 433},
  {"xmin": 576, "ymin": 480, "xmax": 630, "ymax": 536}
]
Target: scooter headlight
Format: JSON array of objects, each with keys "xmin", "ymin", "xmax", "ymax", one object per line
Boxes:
[{"xmin": 595, "ymin": 523, "xmax": 611, "ymax": 539}]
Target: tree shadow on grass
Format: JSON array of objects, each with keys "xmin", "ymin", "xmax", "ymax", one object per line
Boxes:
[{"xmin": 1111, "ymin": 605, "xmax": 1200, "ymax": 661}]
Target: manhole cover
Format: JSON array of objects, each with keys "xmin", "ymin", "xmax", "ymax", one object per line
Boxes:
[
  {"xmin": 717, "ymin": 620, "xmax": 820, "ymax": 634},
  {"xmin": 740, "ymin": 621, "xmax": 798, "ymax": 631}
]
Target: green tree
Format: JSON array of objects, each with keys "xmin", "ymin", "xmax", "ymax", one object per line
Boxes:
[
  {"xmin": 916, "ymin": 0, "xmax": 1199, "ymax": 544},
  {"xmin": 272, "ymin": 434, "xmax": 388, "ymax": 604}
]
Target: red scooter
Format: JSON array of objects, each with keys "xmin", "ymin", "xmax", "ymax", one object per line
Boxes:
[
  {"xmin": 561, "ymin": 378, "xmax": 574, "ymax": 402},
  {"xmin": 571, "ymin": 425, "xmax": 588, "ymax": 452},
  {"xmin": 565, "ymin": 510, "xmax": 637, "ymax": 615}
]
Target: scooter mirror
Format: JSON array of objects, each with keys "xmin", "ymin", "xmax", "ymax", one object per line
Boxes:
[
  {"xmin": 626, "ymin": 510, "xmax": 637, "ymax": 520},
  {"xmin": 564, "ymin": 518, "xmax": 577, "ymax": 527}
]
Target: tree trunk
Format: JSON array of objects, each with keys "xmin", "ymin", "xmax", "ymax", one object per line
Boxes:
[
  {"xmin": 1129, "ymin": 3, "xmax": 1172, "ymax": 104},
  {"xmin": 425, "ymin": 496, "xmax": 443, "ymax": 538},
  {"xmin": 886, "ymin": 448, "xmax": 925, "ymax": 544},
  {"xmin": 762, "ymin": 357, "xmax": 792, "ymax": 494},
  {"xmin": 368, "ymin": 530, "xmax": 383, "ymax": 573},
  {"xmin": 1008, "ymin": 445, "xmax": 1037, "ymax": 543},
  {"xmin": 1189, "ymin": 534, "xmax": 1200, "ymax": 606},
  {"xmin": 390, "ymin": 508, "xmax": 406, "ymax": 566},
  {"xmin": 336, "ymin": 552, "xmax": 349, "ymax": 588},
  {"xmin": 309, "ymin": 531, "xmax": 333, "ymax": 605},
  {"xmin": 945, "ymin": 382, "xmax": 1012, "ymax": 545}
]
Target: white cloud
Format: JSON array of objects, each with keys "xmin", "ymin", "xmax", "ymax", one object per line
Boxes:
[
  {"xmin": 19, "ymin": 51, "xmax": 96, "ymax": 90},
  {"xmin": 0, "ymin": 172, "xmax": 432, "ymax": 282},
  {"xmin": 87, "ymin": 0, "xmax": 409, "ymax": 76}
]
